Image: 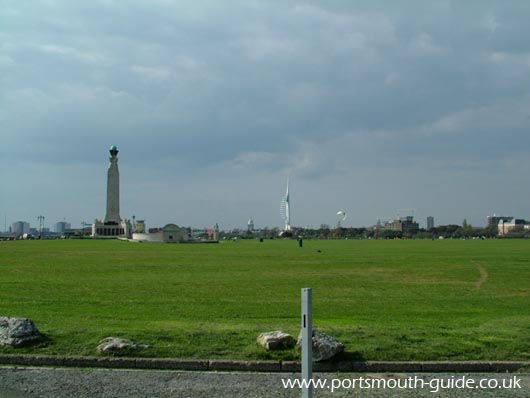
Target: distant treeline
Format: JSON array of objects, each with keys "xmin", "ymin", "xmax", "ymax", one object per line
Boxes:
[{"xmin": 221, "ymin": 224, "xmax": 529, "ymax": 239}]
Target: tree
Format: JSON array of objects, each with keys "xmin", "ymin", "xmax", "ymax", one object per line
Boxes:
[
  {"xmin": 483, "ymin": 225, "xmax": 498, "ymax": 238},
  {"xmin": 462, "ymin": 219, "xmax": 473, "ymax": 237}
]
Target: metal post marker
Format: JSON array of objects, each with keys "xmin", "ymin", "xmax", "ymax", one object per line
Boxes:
[{"xmin": 301, "ymin": 288, "xmax": 313, "ymax": 398}]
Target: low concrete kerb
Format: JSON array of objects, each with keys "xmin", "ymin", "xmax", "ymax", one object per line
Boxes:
[{"xmin": 0, "ymin": 355, "xmax": 528, "ymax": 373}]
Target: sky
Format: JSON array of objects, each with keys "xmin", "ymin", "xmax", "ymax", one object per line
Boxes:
[{"xmin": 2, "ymin": 1, "xmax": 530, "ymax": 231}]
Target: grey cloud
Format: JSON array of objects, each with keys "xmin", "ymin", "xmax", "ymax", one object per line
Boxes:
[{"xmin": 2, "ymin": 1, "xmax": 530, "ymax": 228}]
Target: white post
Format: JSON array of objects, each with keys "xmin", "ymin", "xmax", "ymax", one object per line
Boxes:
[{"xmin": 302, "ymin": 288, "xmax": 313, "ymax": 398}]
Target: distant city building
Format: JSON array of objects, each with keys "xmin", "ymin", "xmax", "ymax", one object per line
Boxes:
[
  {"xmin": 11, "ymin": 221, "xmax": 30, "ymax": 236},
  {"xmin": 486, "ymin": 214, "xmax": 512, "ymax": 228},
  {"xmin": 55, "ymin": 221, "xmax": 71, "ymax": 233},
  {"xmin": 383, "ymin": 216, "xmax": 419, "ymax": 236},
  {"xmin": 92, "ymin": 146, "xmax": 132, "ymax": 238},
  {"xmin": 497, "ymin": 218, "xmax": 529, "ymax": 237},
  {"xmin": 247, "ymin": 217, "xmax": 254, "ymax": 232},
  {"xmin": 427, "ymin": 216, "xmax": 434, "ymax": 230},
  {"xmin": 0, "ymin": 231, "xmax": 16, "ymax": 240}
]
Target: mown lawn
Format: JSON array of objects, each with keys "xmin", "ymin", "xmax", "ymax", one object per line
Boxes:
[{"xmin": 1, "ymin": 238, "xmax": 530, "ymax": 361}]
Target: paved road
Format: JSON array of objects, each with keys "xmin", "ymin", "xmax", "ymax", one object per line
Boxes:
[{"xmin": 1, "ymin": 367, "xmax": 529, "ymax": 397}]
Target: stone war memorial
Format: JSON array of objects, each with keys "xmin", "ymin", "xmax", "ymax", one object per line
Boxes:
[
  {"xmin": 89, "ymin": 145, "xmax": 212, "ymax": 243},
  {"xmin": 91, "ymin": 145, "xmax": 132, "ymax": 239}
]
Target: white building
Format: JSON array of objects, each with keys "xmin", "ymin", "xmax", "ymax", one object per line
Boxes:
[
  {"xmin": 497, "ymin": 218, "xmax": 530, "ymax": 237},
  {"xmin": 132, "ymin": 224, "xmax": 189, "ymax": 243}
]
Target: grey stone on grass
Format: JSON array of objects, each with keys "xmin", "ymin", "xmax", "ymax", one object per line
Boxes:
[
  {"xmin": 97, "ymin": 337, "xmax": 148, "ymax": 353},
  {"xmin": 0, "ymin": 317, "xmax": 44, "ymax": 348},
  {"xmin": 257, "ymin": 331, "xmax": 294, "ymax": 350},
  {"xmin": 296, "ymin": 329, "xmax": 344, "ymax": 362}
]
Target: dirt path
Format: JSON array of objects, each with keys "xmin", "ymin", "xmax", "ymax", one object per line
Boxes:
[{"xmin": 471, "ymin": 262, "xmax": 488, "ymax": 293}]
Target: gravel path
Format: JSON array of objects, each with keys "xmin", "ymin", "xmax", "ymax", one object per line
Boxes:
[{"xmin": 1, "ymin": 366, "xmax": 529, "ymax": 397}]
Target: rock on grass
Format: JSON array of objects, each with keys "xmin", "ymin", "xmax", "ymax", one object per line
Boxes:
[
  {"xmin": 0, "ymin": 317, "xmax": 44, "ymax": 348},
  {"xmin": 97, "ymin": 337, "xmax": 149, "ymax": 353},
  {"xmin": 296, "ymin": 329, "xmax": 344, "ymax": 361},
  {"xmin": 257, "ymin": 331, "xmax": 294, "ymax": 350}
]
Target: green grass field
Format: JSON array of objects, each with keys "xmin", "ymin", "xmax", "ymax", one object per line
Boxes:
[{"xmin": 1, "ymin": 239, "xmax": 530, "ymax": 361}]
